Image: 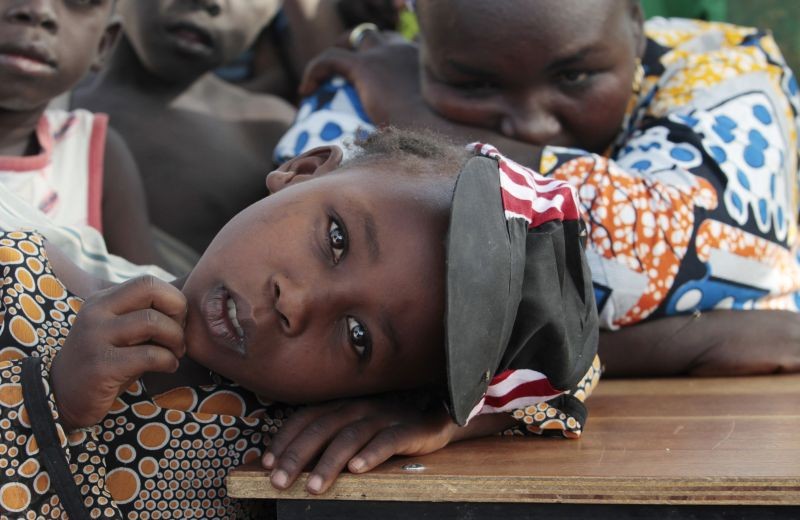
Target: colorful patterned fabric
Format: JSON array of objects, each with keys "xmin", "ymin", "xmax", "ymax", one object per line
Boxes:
[
  {"xmin": 540, "ymin": 18, "xmax": 800, "ymax": 329},
  {"xmin": 273, "ymin": 18, "xmax": 800, "ymax": 330},
  {"xmin": 0, "ymin": 231, "xmax": 289, "ymax": 518},
  {"xmin": 273, "ymin": 76, "xmax": 375, "ymax": 164},
  {"xmin": 0, "ymin": 109, "xmax": 107, "ymax": 232}
]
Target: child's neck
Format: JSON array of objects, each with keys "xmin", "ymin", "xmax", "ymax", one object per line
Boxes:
[
  {"xmin": 0, "ymin": 106, "xmax": 46, "ymax": 157},
  {"xmin": 94, "ymin": 36, "xmax": 204, "ymax": 106}
]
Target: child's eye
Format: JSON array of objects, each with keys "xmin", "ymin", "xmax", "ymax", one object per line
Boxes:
[
  {"xmin": 454, "ymin": 80, "xmax": 498, "ymax": 96},
  {"xmin": 347, "ymin": 317, "xmax": 371, "ymax": 358},
  {"xmin": 328, "ymin": 219, "xmax": 347, "ymax": 264}
]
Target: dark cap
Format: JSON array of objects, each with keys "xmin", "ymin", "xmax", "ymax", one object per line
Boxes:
[{"xmin": 445, "ymin": 144, "xmax": 598, "ymax": 426}]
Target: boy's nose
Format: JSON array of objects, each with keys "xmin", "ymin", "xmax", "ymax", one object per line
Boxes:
[
  {"xmin": 4, "ymin": 0, "xmax": 58, "ymax": 33},
  {"xmin": 188, "ymin": 0, "xmax": 222, "ymax": 16}
]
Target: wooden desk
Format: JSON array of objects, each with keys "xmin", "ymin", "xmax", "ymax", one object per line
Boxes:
[{"xmin": 227, "ymin": 375, "xmax": 800, "ymax": 519}]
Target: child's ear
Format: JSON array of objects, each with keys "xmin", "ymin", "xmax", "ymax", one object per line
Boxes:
[
  {"xmin": 91, "ymin": 17, "xmax": 122, "ymax": 72},
  {"xmin": 266, "ymin": 146, "xmax": 344, "ymax": 194}
]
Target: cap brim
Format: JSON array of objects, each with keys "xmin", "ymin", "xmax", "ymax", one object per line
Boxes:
[{"xmin": 445, "ymin": 156, "xmax": 520, "ymax": 426}]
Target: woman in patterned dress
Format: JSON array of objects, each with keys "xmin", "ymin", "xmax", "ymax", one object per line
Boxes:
[{"xmin": 275, "ymin": 0, "xmax": 800, "ymax": 377}]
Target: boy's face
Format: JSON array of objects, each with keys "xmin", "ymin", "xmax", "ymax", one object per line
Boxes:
[
  {"xmin": 181, "ymin": 154, "xmax": 450, "ymax": 403},
  {"xmin": 0, "ymin": 0, "xmax": 117, "ymax": 111},
  {"xmin": 417, "ymin": 0, "xmax": 644, "ymax": 154},
  {"xmin": 120, "ymin": 0, "xmax": 280, "ymax": 82}
]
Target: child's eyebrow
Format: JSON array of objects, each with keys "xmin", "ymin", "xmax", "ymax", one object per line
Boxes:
[
  {"xmin": 362, "ymin": 212, "xmax": 380, "ymax": 263},
  {"xmin": 378, "ymin": 308, "xmax": 401, "ymax": 356}
]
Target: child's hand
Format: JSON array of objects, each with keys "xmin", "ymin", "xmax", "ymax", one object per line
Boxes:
[
  {"xmin": 51, "ymin": 275, "xmax": 186, "ymax": 432},
  {"xmin": 262, "ymin": 396, "xmax": 460, "ymax": 494}
]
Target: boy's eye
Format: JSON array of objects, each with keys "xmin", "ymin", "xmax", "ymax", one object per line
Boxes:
[
  {"xmin": 347, "ymin": 317, "xmax": 371, "ymax": 358},
  {"xmin": 328, "ymin": 219, "xmax": 347, "ymax": 263}
]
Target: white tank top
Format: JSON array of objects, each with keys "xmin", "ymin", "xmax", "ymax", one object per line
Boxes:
[{"xmin": 0, "ymin": 108, "xmax": 107, "ymax": 231}]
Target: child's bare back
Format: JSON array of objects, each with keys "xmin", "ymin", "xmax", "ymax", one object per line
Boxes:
[{"xmin": 74, "ymin": 0, "xmax": 295, "ymax": 254}]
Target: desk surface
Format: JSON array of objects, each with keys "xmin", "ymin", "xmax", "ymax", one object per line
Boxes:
[{"xmin": 227, "ymin": 375, "xmax": 800, "ymax": 505}]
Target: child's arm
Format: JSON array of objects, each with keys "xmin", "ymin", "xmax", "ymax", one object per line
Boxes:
[
  {"xmin": 600, "ymin": 310, "xmax": 800, "ymax": 377},
  {"xmin": 262, "ymin": 396, "xmax": 517, "ymax": 495},
  {"xmin": 101, "ymin": 127, "xmax": 162, "ymax": 266},
  {"xmin": 0, "ymin": 234, "xmax": 184, "ymax": 517}
]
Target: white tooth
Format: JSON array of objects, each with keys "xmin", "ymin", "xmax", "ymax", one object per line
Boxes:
[{"xmin": 226, "ymin": 297, "xmax": 243, "ymax": 337}]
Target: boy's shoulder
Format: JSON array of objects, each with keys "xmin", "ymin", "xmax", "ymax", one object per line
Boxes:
[{"xmin": 175, "ymin": 74, "xmax": 295, "ymax": 124}]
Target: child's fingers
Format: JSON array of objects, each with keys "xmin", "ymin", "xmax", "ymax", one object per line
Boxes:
[
  {"xmin": 348, "ymin": 424, "xmax": 421, "ymax": 474},
  {"xmin": 109, "ymin": 309, "xmax": 185, "ymax": 358},
  {"xmin": 98, "ymin": 275, "xmax": 187, "ymax": 323},
  {"xmin": 305, "ymin": 418, "xmax": 387, "ymax": 494},
  {"xmin": 268, "ymin": 404, "xmax": 375, "ymax": 490},
  {"xmin": 108, "ymin": 344, "xmax": 180, "ymax": 380},
  {"xmin": 299, "ymin": 48, "xmax": 360, "ymax": 96},
  {"xmin": 263, "ymin": 402, "xmax": 339, "ymax": 469}
]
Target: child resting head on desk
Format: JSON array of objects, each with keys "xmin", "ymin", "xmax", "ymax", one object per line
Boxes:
[{"xmin": 0, "ymin": 129, "xmax": 599, "ymax": 517}]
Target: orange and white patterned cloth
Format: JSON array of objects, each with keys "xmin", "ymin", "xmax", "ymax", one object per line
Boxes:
[
  {"xmin": 0, "ymin": 109, "xmax": 108, "ymax": 232},
  {"xmin": 540, "ymin": 18, "xmax": 800, "ymax": 329},
  {"xmin": 0, "ymin": 231, "xmax": 289, "ymax": 519}
]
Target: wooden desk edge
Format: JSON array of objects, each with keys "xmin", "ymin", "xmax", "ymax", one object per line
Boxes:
[{"xmin": 226, "ymin": 471, "xmax": 800, "ymax": 505}]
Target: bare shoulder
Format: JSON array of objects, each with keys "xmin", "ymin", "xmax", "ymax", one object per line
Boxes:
[{"xmin": 176, "ymin": 74, "xmax": 296, "ymax": 124}]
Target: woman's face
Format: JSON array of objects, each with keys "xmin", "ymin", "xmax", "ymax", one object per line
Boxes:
[
  {"xmin": 181, "ymin": 151, "xmax": 451, "ymax": 404},
  {"xmin": 417, "ymin": 0, "xmax": 645, "ymax": 153}
]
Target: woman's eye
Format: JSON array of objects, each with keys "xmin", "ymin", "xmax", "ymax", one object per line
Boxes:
[
  {"xmin": 328, "ymin": 219, "xmax": 347, "ymax": 263},
  {"xmin": 347, "ymin": 317, "xmax": 371, "ymax": 358},
  {"xmin": 558, "ymin": 70, "xmax": 590, "ymax": 85}
]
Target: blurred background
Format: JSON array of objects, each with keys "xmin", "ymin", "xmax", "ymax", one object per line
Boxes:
[{"xmin": 641, "ymin": 0, "xmax": 800, "ymax": 74}]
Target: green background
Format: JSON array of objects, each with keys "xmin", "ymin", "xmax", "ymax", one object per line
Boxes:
[{"xmin": 641, "ymin": 0, "xmax": 800, "ymax": 74}]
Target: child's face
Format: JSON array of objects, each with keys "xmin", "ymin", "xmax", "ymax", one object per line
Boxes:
[
  {"xmin": 0, "ymin": 0, "xmax": 117, "ymax": 111},
  {"xmin": 181, "ymin": 156, "xmax": 450, "ymax": 404},
  {"xmin": 417, "ymin": 0, "xmax": 644, "ymax": 153},
  {"xmin": 120, "ymin": 0, "xmax": 280, "ymax": 82}
]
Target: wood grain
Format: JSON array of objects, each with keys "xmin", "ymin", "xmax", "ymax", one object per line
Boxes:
[{"xmin": 227, "ymin": 374, "xmax": 800, "ymax": 505}]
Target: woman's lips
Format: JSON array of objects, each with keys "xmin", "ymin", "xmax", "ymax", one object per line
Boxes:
[{"xmin": 203, "ymin": 285, "xmax": 247, "ymax": 356}]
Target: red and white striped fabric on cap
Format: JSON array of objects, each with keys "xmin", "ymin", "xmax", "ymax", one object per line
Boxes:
[
  {"xmin": 464, "ymin": 143, "xmax": 583, "ymax": 423},
  {"xmin": 469, "ymin": 143, "xmax": 581, "ymax": 228}
]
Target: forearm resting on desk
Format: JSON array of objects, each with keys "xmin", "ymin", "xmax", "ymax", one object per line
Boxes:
[{"xmin": 599, "ymin": 309, "xmax": 800, "ymax": 377}]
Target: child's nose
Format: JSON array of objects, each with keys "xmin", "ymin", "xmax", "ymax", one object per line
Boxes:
[
  {"xmin": 272, "ymin": 274, "xmax": 324, "ymax": 337},
  {"xmin": 4, "ymin": 0, "xmax": 58, "ymax": 33}
]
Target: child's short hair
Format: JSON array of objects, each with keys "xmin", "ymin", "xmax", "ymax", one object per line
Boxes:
[{"xmin": 345, "ymin": 127, "xmax": 471, "ymax": 179}]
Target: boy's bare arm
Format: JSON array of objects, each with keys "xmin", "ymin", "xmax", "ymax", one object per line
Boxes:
[
  {"xmin": 599, "ymin": 310, "xmax": 800, "ymax": 377},
  {"xmin": 262, "ymin": 396, "xmax": 517, "ymax": 495},
  {"xmin": 101, "ymin": 127, "xmax": 161, "ymax": 266}
]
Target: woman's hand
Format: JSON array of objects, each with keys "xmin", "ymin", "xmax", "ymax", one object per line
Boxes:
[
  {"xmin": 262, "ymin": 396, "xmax": 460, "ymax": 494},
  {"xmin": 299, "ymin": 32, "xmax": 428, "ymax": 126},
  {"xmin": 51, "ymin": 275, "xmax": 187, "ymax": 432}
]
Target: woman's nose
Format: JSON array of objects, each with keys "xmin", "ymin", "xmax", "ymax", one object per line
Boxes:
[{"xmin": 501, "ymin": 97, "xmax": 562, "ymax": 146}]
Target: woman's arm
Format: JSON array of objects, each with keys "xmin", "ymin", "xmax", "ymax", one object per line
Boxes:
[{"xmin": 600, "ymin": 310, "xmax": 800, "ymax": 377}]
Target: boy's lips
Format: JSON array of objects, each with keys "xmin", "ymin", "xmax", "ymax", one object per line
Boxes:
[
  {"xmin": 202, "ymin": 285, "xmax": 251, "ymax": 356},
  {"xmin": 164, "ymin": 22, "xmax": 216, "ymax": 56},
  {"xmin": 0, "ymin": 42, "xmax": 57, "ymax": 76}
]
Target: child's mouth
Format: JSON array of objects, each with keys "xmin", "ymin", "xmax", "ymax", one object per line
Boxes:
[
  {"xmin": 165, "ymin": 23, "xmax": 215, "ymax": 56},
  {"xmin": 0, "ymin": 46, "xmax": 57, "ymax": 76},
  {"xmin": 203, "ymin": 286, "xmax": 247, "ymax": 356}
]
